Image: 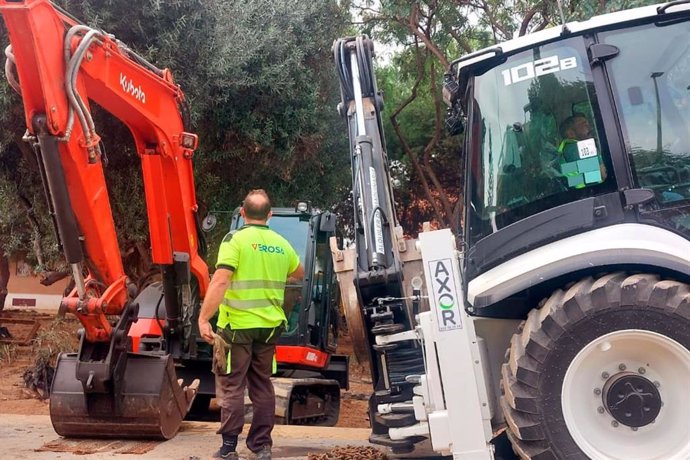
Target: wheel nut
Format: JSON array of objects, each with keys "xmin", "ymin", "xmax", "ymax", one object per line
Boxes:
[
  {"xmin": 594, "ymin": 388, "xmax": 602, "ymax": 396},
  {"xmin": 597, "ymin": 406, "xmax": 605, "ymax": 414},
  {"xmin": 654, "ymin": 381, "xmax": 661, "ymax": 388},
  {"xmin": 638, "ymin": 367, "xmax": 646, "ymax": 374},
  {"xmin": 611, "ymin": 421, "xmax": 619, "ymax": 428},
  {"xmin": 619, "ymin": 363, "xmax": 627, "ymax": 371},
  {"xmin": 602, "ymin": 371, "xmax": 610, "ymax": 379},
  {"xmin": 631, "ymin": 427, "xmax": 638, "ymax": 432}
]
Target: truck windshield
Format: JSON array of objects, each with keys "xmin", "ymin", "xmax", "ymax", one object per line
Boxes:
[
  {"xmin": 467, "ymin": 36, "xmax": 614, "ymax": 244},
  {"xmin": 602, "ymin": 20, "xmax": 690, "ymax": 207}
]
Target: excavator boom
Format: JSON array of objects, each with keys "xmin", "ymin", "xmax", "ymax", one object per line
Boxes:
[
  {"xmin": 332, "ymin": 37, "xmax": 427, "ymax": 452},
  {"xmin": 1, "ymin": 0, "xmax": 207, "ymax": 438}
]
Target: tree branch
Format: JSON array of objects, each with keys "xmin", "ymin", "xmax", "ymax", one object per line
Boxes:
[
  {"xmin": 421, "ymin": 61, "xmax": 456, "ymax": 229},
  {"xmin": 392, "ymin": 4, "xmax": 449, "ymax": 68},
  {"xmin": 390, "ymin": 42, "xmax": 447, "ymax": 225}
]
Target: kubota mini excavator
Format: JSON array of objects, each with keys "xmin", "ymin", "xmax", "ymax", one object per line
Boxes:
[{"xmin": 0, "ymin": 0, "xmax": 344, "ymax": 439}]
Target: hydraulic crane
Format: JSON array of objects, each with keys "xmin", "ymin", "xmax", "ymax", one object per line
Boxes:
[{"xmin": 0, "ymin": 0, "xmax": 346, "ymax": 439}]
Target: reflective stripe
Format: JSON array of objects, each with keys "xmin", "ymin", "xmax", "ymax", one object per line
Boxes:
[
  {"xmin": 272, "ymin": 354, "xmax": 277, "ymax": 374},
  {"xmin": 265, "ymin": 327, "xmax": 276, "ymax": 343},
  {"xmin": 222, "ymin": 297, "xmax": 282, "ymax": 310},
  {"xmin": 226, "ymin": 347, "xmax": 232, "ymax": 374},
  {"xmin": 558, "ymin": 139, "xmax": 575, "ymax": 154},
  {"xmin": 230, "ymin": 280, "xmax": 286, "ymax": 290}
]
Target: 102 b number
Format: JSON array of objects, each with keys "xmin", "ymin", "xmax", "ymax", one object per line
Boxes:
[{"xmin": 501, "ymin": 55, "xmax": 577, "ymax": 86}]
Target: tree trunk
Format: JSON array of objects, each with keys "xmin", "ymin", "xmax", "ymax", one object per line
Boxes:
[{"xmin": 0, "ymin": 253, "xmax": 9, "ymax": 312}]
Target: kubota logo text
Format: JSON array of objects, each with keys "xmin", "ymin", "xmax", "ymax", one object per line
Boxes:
[{"xmin": 119, "ymin": 73, "xmax": 146, "ymax": 104}]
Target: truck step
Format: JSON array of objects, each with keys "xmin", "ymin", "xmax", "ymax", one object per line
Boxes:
[
  {"xmin": 368, "ymin": 434, "xmax": 415, "ymax": 453},
  {"xmin": 374, "ymin": 412, "xmax": 417, "ymax": 428}
]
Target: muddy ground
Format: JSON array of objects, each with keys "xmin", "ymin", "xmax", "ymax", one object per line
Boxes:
[{"xmin": 0, "ymin": 309, "xmax": 372, "ymax": 429}]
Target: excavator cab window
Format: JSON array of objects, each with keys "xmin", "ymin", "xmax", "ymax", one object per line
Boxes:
[
  {"xmin": 601, "ymin": 19, "xmax": 690, "ymax": 237},
  {"xmin": 466, "ymin": 36, "xmax": 616, "ymax": 245},
  {"xmin": 233, "ymin": 212, "xmax": 310, "ymax": 336}
]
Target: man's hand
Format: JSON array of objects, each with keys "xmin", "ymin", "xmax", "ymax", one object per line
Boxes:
[
  {"xmin": 197, "ymin": 268, "xmax": 233, "ymax": 345},
  {"xmin": 198, "ymin": 319, "xmax": 214, "ymax": 344}
]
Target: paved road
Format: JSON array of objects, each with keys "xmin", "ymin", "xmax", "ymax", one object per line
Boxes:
[{"xmin": 1, "ymin": 414, "xmax": 372, "ymax": 459}]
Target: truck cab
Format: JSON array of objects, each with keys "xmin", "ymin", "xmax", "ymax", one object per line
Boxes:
[{"xmin": 444, "ymin": 4, "xmax": 690, "ymax": 317}]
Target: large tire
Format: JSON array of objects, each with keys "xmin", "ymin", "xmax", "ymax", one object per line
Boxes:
[{"xmin": 501, "ymin": 273, "xmax": 690, "ymax": 460}]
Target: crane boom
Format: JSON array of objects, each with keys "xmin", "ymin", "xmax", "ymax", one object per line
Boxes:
[
  {"xmin": 1, "ymin": 0, "xmax": 206, "ymax": 438},
  {"xmin": 332, "ymin": 36, "xmax": 427, "ymax": 452}
]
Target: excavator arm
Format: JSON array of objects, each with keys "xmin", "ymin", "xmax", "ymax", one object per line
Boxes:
[
  {"xmin": 332, "ymin": 37, "xmax": 427, "ymax": 452},
  {"xmin": 1, "ymin": 0, "xmax": 207, "ymax": 438}
]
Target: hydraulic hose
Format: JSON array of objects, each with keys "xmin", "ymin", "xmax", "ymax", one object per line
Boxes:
[
  {"xmin": 66, "ymin": 28, "xmax": 102, "ymax": 151},
  {"xmin": 61, "ymin": 25, "xmax": 93, "ymax": 140},
  {"xmin": 4, "ymin": 46, "xmax": 20, "ymax": 94}
]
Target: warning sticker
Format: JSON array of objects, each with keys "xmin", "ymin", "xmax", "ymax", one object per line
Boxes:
[{"xmin": 577, "ymin": 138, "xmax": 597, "ymax": 159}]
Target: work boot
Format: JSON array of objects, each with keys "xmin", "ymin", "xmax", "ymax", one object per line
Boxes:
[
  {"xmin": 213, "ymin": 434, "xmax": 239, "ymax": 459},
  {"xmin": 254, "ymin": 445, "xmax": 271, "ymax": 460},
  {"xmin": 213, "ymin": 451, "xmax": 238, "ymax": 460}
]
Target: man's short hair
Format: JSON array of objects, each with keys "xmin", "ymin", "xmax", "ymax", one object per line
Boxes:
[
  {"xmin": 242, "ymin": 189, "xmax": 272, "ymax": 220},
  {"xmin": 559, "ymin": 113, "xmax": 587, "ymax": 138}
]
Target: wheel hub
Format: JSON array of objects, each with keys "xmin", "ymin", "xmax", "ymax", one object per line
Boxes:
[{"xmin": 602, "ymin": 372, "xmax": 661, "ymax": 428}]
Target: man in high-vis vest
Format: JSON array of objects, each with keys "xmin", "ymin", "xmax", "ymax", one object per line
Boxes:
[
  {"xmin": 557, "ymin": 113, "xmax": 607, "ymax": 188},
  {"xmin": 199, "ymin": 189, "xmax": 304, "ymax": 460}
]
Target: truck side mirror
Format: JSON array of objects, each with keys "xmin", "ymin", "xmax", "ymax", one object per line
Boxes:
[
  {"xmin": 201, "ymin": 213, "xmax": 217, "ymax": 232},
  {"xmin": 319, "ymin": 211, "xmax": 337, "ymax": 233}
]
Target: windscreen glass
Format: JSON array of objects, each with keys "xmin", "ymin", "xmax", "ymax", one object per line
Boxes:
[
  {"xmin": 602, "ymin": 20, "xmax": 690, "ymax": 208},
  {"xmin": 467, "ymin": 36, "xmax": 614, "ymax": 244},
  {"xmin": 236, "ymin": 214, "xmax": 309, "ymax": 265}
]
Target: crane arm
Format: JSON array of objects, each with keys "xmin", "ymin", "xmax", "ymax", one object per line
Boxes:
[{"xmin": 1, "ymin": 0, "xmax": 209, "ymax": 343}]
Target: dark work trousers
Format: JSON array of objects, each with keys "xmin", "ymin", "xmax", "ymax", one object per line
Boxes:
[{"xmin": 215, "ymin": 326, "xmax": 281, "ymax": 452}]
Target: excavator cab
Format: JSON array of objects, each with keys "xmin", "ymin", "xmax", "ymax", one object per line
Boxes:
[
  {"xmin": 227, "ymin": 204, "xmax": 340, "ymax": 356},
  {"xmin": 194, "ymin": 205, "xmax": 345, "ymax": 426}
]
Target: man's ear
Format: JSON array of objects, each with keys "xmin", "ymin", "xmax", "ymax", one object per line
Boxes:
[
  {"xmin": 240, "ymin": 207, "xmax": 246, "ymax": 218},
  {"xmin": 267, "ymin": 210, "xmax": 273, "ymax": 220}
]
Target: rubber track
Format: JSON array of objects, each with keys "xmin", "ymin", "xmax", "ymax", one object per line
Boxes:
[{"xmin": 500, "ymin": 272, "xmax": 690, "ymax": 459}]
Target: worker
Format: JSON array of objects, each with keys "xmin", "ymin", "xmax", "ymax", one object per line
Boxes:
[
  {"xmin": 198, "ymin": 189, "xmax": 304, "ymax": 460},
  {"xmin": 558, "ymin": 113, "xmax": 607, "ymax": 187},
  {"xmin": 558, "ymin": 113, "xmax": 594, "ymax": 162}
]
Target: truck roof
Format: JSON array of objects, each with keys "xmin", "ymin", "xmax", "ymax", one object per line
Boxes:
[{"xmin": 451, "ymin": 1, "xmax": 690, "ymax": 76}]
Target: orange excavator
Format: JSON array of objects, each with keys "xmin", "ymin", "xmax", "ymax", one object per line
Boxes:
[{"xmin": 0, "ymin": 0, "xmax": 344, "ymax": 439}]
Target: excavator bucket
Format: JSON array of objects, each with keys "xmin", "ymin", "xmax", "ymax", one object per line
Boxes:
[{"xmin": 50, "ymin": 351, "xmax": 199, "ymax": 439}]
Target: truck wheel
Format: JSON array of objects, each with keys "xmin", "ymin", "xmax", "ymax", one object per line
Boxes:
[{"xmin": 500, "ymin": 273, "xmax": 690, "ymax": 460}]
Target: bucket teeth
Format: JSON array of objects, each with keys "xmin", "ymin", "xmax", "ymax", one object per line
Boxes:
[{"xmin": 183, "ymin": 379, "xmax": 200, "ymax": 411}]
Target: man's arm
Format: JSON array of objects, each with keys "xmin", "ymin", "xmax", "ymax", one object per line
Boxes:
[
  {"xmin": 287, "ymin": 263, "xmax": 305, "ymax": 284},
  {"xmin": 198, "ymin": 268, "xmax": 233, "ymax": 344}
]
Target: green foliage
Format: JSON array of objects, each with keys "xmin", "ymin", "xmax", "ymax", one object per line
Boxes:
[
  {"xmin": 351, "ymin": 0, "xmax": 660, "ymax": 234},
  {"xmin": 0, "ymin": 0, "xmax": 351, "ymax": 277}
]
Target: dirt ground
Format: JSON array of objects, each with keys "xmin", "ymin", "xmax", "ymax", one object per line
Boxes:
[
  {"xmin": 0, "ymin": 310, "xmax": 79, "ymax": 416},
  {"xmin": 0, "ymin": 309, "xmax": 372, "ymax": 429}
]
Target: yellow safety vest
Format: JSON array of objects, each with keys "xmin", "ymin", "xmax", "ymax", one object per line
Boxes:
[{"xmin": 215, "ymin": 224, "xmax": 300, "ymax": 330}]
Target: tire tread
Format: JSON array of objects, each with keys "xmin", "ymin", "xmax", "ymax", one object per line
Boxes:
[{"xmin": 499, "ymin": 272, "xmax": 689, "ymax": 459}]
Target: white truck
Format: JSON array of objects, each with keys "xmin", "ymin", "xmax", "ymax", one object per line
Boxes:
[{"xmin": 332, "ymin": 3, "xmax": 690, "ymax": 458}]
